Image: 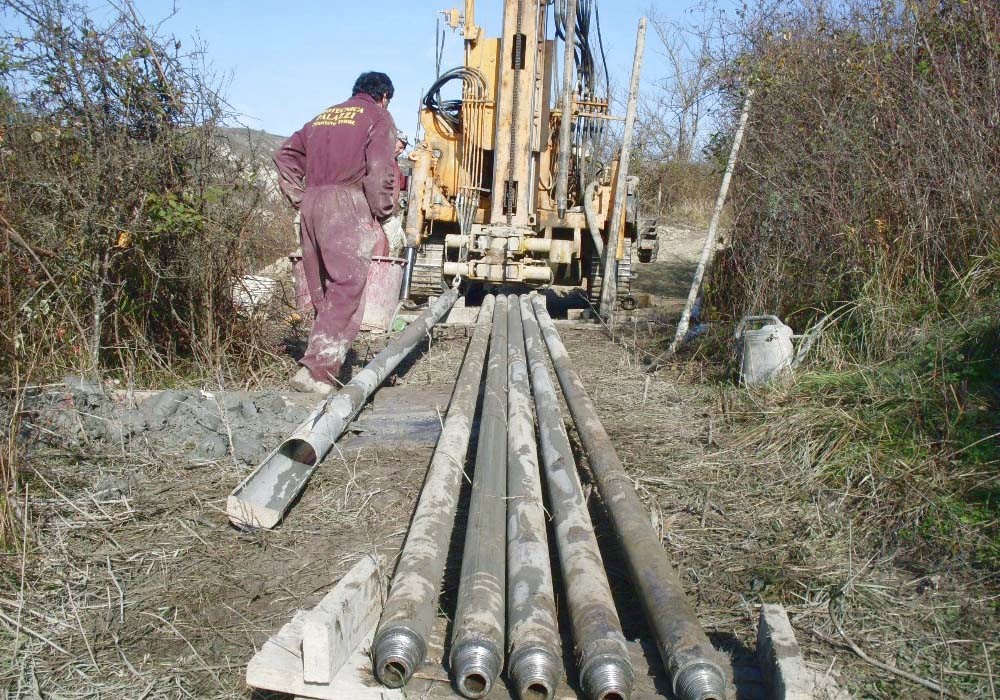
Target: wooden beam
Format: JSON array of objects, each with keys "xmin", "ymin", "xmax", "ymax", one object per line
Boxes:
[{"xmin": 246, "ymin": 553, "xmax": 399, "ymax": 700}]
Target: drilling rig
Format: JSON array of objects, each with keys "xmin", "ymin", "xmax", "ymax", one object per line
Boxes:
[{"xmin": 401, "ymin": 0, "xmax": 640, "ymax": 309}]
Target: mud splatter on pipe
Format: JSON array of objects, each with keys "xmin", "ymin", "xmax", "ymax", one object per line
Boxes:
[
  {"xmin": 530, "ymin": 293, "xmax": 731, "ymax": 700},
  {"xmin": 227, "ymin": 288, "xmax": 459, "ymax": 530},
  {"xmin": 520, "ymin": 294, "xmax": 633, "ymax": 700},
  {"xmin": 450, "ymin": 295, "xmax": 509, "ymax": 699},
  {"xmin": 373, "ymin": 296, "xmax": 496, "ymax": 688},
  {"xmin": 505, "ymin": 295, "xmax": 561, "ymax": 700}
]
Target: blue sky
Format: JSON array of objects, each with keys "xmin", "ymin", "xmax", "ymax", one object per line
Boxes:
[{"xmin": 116, "ymin": 0, "xmax": 729, "ymax": 138}]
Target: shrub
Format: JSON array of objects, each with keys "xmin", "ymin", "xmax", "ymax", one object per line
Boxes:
[
  {"xmin": 711, "ymin": 0, "xmax": 998, "ymax": 334},
  {"xmin": 0, "ymin": 0, "xmax": 274, "ymax": 374},
  {"xmin": 709, "ymin": 0, "xmax": 999, "ymax": 564}
]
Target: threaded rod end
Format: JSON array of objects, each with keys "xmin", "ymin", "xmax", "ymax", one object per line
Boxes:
[
  {"xmin": 582, "ymin": 656, "xmax": 634, "ymax": 700},
  {"xmin": 451, "ymin": 641, "xmax": 503, "ymax": 699},
  {"xmin": 509, "ymin": 646, "xmax": 560, "ymax": 700},
  {"xmin": 373, "ymin": 627, "xmax": 425, "ymax": 689},
  {"xmin": 673, "ymin": 661, "xmax": 727, "ymax": 700}
]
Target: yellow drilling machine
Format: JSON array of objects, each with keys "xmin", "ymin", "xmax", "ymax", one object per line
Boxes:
[{"xmin": 400, "ymin": 0, "xmax": 641, "ymax": 310}]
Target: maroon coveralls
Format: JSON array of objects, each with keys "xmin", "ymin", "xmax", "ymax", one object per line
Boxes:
[{"xmin": 274, "ymin": 93, "xmax": 398, "ymax": 382}]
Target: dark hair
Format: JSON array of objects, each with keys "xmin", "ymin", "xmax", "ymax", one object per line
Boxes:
[{"xmin": 352, "ymin": 72, "xmax": 394, "ymax": 101}]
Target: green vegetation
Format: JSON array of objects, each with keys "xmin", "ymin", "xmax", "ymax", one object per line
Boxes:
[
  {"xmin": 707, "ymin": 0, "xmax": 998, "ymax": 565},
  {"xmin": 0, "ymin": 0, "xmax": 286, "ymax": 547}
]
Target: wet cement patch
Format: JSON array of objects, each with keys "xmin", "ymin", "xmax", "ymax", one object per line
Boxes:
[{"xmin": 21, "ymin": 376, "xmax": 452, "ymax": 468}]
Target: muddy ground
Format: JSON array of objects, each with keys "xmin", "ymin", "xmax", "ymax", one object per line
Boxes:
[{"xmin": 1, "ymin": 227, "xmax": 995, "ymax": 699}]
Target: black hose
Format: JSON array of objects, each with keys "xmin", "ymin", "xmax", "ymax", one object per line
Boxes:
[{"xmin": 422, "ymin": 67, "xmax": 487, "ymax": 133}]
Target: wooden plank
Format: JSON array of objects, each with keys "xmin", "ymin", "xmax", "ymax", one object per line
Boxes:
[
  {"xmin": 757, "ymin": 603, "xmax": 812, "ymax": 700},
  {"xmin": 246, "ymin": 553, "xmax": 399, "ymax": 700}
]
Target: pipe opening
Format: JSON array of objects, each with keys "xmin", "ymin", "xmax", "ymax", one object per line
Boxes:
[
  {"xmin": 524, "ymin": 681, "xmax": 552, "ymax": 700},
  {"xmin": 601, "ymin": 693, "xmax": 624, "ymax": 700},
  {"xmin": 462, "ymin": 672, "xmax": 489, "ymax": 697},
  {"xmin": 280, "ymin": 438, "xmax": 317, "ymax": 466},
  {"xmin": 381, "ymin": 661, "xmax": 409, "ymax": 688}
]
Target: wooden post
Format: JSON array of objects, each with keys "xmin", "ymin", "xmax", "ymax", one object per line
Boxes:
[
  {"xmin": 669, "ymin": 90, "xmax": 754, "ymax": 353},
  {"xmin": 599, "ymin": 18, "xmax": 647, "ymax": 318}
]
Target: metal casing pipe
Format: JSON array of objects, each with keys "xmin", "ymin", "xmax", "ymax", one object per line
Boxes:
[
  {"xmin": 449, "ymin": 295, "xmax": 509, "ymax": 699},
  {"xmin": 505, "ymin": 295, "xmax": 561, "ymax": 700},
  {"xmin": 598, "ymin": 19, "xmax": 646, "ymax": 316},
  {"xmin": 399, "ymin": 245, "xmax": 418, "ymax": 301},
  {"xmin": 226, "ymin": 289, "xmax": 459, "ymax": 530},
  {"xmin": 373, "ymin": 296, "xmax": 496, "ymax": 688},
  {"xmin": 555, "ymin": 0, "xmax": 579, "ymax": 218},
  {"xmin": 520, "ymin": 295, "xmax": 634, "ymax": 700},
  {"xmin": 529, "ymin": 294, "xmax": 731, "ymax": 700}
]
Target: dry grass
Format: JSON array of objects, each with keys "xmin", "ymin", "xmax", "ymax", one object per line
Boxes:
[
  {"xmin": 560, "ymin": 323, "xmax": 998, "ymax": 699},
  {"xmin": 2, "ymin": 301, "xmax": 995, "ymax": 699},
  {"xmin": 0, "ymin": 330, "xmax": 469, "ymax": 698}
]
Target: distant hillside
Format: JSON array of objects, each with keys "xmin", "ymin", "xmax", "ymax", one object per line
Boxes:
[
  {"xmin": 219, "ymin": 126, "xmax": 287, "ymax": 161},
  {"xmin": 216, "ymin": 126, "xmax": 288, "ymax": 202}
]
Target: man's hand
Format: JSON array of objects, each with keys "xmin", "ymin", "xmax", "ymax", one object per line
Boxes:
[{"xmin": 380, "ymin": 215, "xmax": 406, "ymax": 250}]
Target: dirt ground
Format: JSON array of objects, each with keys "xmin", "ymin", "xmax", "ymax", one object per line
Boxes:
[
  {"xmin": 631, "ymin": 225, "xmax": 707, "ymax": 308},
  {"xmin": 1, "ymin": 226, "xmax": 995, "ymax": 699}
]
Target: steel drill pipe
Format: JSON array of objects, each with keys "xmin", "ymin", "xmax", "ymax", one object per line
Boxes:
[
  {"xmin": 530, "ymin": 294, "xmax": 731, "ymax": 700},
  {"xmin": 399, "ymin": 245, "xmax": 418, "ymax": 301},
  {"xmin": 227, "ymin": 288, "xmax": 459, "ymax": 529},
  {"xmin": 520, "ymin": 295, "xmax": 634, "ymax": 700},
  {"xmin": 373, "ymin": 296, "xmax": 496, "ymax": 688},
  {"xmin": 449, "ymin": 295, "xmax": 509, "ymax": 699},
  {"xmin": 505, "ymin": 295, "xmax": 562, "ymax": 700},
  {"xmin": 555, "ymin": 0, "xmax": 578, "ymax": 218}
]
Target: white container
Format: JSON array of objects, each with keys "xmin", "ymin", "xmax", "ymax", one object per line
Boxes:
[{"xmin": 736, "ymin": 315, "xmax": 795, "ymax": 386}]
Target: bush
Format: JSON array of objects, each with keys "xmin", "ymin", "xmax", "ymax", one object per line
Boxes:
[
  {"xmin": 0, "ymin": 0, "xmax": 275, "ymax": 375},
  {"xmin": 0, "ymin": 0, "xmax": 286, "ymax": 547},
  {"xmin": 711, "ymin": 0, "xmax": 998, "ymax": 332},
  {"xmin": 708, "ymin": 0, "xmax": 999, "ymax": 563}
]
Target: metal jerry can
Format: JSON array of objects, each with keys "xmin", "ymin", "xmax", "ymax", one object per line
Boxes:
[{"xmin": 735, "ymin": 315, "xmax": 795, "ymax": 386}]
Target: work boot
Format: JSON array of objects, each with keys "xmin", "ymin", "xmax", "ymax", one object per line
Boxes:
[{"xmin": 289, "ymin": 366, "xmax": 335, "ymax": 395}]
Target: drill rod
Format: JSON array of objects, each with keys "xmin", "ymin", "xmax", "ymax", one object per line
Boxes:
[
  {"xmin": 505, "ymin": 295, "xmax": 561, "ymax": 700},
  {"xmin": 373, "ymin": 296, "xmax": 496, "ymax": 688},
  {"xmin": 449, "ymin": 295, "xmax": 509, "ymax": 699},
  {"xmin": 530, "ymin": 293, "xmax": 730, "ymax": 700},
  {"xmin": 520, "ymin": 294, "xmax": 634, "ymax": 700}
]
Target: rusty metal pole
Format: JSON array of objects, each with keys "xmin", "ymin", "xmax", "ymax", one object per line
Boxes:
[
  {"xmin": 520, "ymin": 295, "xmax": 634, "ymax": 700},
  {"xmin": 555, "ymin": 0, "xmax": 578, "ymax": 219},
  {"xmin": 505, "ymin": 295, "xmax": 561, "ymax": 700},
  {"xmin": 450, "ymin": 295, "xmax": 508, "ymax": 699},
  {"xmin": 373, "ymin": 296, "xmax": 496, "ymax": 688},
  {"xmin": 599, "ymin": 18, "xmax": 646, "ymax": 318},
  {"xmin": 530, "ymin": 294, "xmax": 731, "ymax": 700}
]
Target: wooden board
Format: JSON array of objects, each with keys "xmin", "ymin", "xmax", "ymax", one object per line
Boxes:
[
  {"xmin": 339, "ymin": 385, "xmax": 452, "ymax": 452},
  {"xmin": 246, "ymin": 553, "xmax": 402, "ymax": 700}
]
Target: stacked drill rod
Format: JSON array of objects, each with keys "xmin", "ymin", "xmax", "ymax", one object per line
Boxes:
[
  {"xmin": 449, "ymin": 295, "xmax": 509, "ymax": 699},
  {"xmin": 505, "ymin": 296, "xmax": 561, "ymax": 700},
  {"xmin": 373, "ymin": 296, "xmax": 496, "ymax": 687},
  {"xmin": 531, "ymin": 295, "xmax": 730, "ymax": 700},
  {"xmin": 520, "ymin": 295, "xmax": 634, "ymax": 700},
  {"xmin": 373, "ymin": 293, "xmax": 730, "ymax": 700}
]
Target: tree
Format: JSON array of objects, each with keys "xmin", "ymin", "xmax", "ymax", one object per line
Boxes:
[
  {"xmin": 644, "ymin": 4, "xmax": 721, "ymax": 163},
  {"xmin": 0, "ymin": 0, "xmax": 264, "ymax": 371}
]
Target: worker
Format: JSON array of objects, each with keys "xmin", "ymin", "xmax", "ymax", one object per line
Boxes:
[{"xmin": 274, "ymin": 71, "xmax": 399, "ymax": 394}]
